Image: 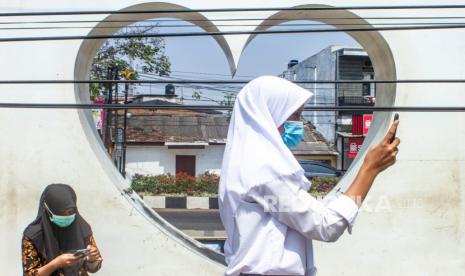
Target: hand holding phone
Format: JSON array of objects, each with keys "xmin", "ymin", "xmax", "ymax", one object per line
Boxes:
[
  {"xmin": 390, "ymin": 113, "xmax": 399, "ymax": 144},
  {"xmin": 73, "ymin": 248, "xmax": 91, "ymax": 257}
]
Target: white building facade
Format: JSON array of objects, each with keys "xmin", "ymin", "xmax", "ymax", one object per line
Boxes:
[{"xmin": 126, "ymin": 144, "xmax": 225, "ymax": 177}]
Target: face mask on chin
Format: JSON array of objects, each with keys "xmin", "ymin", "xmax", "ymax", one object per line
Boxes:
[{"xmin": 281, "ymin": 121, "xmax": 305, "ymax": 149}]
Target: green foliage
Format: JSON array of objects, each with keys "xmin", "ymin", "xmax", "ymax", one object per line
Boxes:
[
  {"xmin": 89, "ymin": 25, "xmax": 171, "ymax": 100},
  {"xmin": 220, "ymin": 93, "xmax": 236, "ymax": 107},
  {"xmin": 131, "ymin": 172, "xmax": 220, "ymax": 196},
  {"xmin": 196, "ymin": 172, "xmax": 221, "ymax": 195},
  {"xmin": 309, "ymin": 176, "xmax": 340, "ymax": 197},
  {"xmin": 132, "ymin": 173, "xmax": 339, "ymax": 198},
  {"xmin": 191, "ymin": 89, "xmax": 202, "ymax": 101}
]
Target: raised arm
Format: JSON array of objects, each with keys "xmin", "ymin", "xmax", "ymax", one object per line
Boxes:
[
  {"xmin": 244, "ymin": 121, "xmax": 400, "ymax": 242},
  {"xmin": 345, "ymin": 120, "xmax": 400, "ymax": 206}
]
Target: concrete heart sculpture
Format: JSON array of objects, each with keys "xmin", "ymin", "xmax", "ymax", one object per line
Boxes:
[{"xmin": 1, "ymin": 1, "xmax": 464, "ymax": 275}]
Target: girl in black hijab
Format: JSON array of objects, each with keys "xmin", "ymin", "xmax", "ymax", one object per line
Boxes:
[{"xmin": 22, "ymin": 184, "xmax": 103, "ymax": 276}]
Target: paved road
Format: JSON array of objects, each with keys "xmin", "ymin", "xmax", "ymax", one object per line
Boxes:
[{"xmin": 154, "ymin": 209, "xmax": 225, "ymax": 236}]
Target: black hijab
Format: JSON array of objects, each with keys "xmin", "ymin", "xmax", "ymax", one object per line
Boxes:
[{"xmin": 24, "ymin": 184, "xmax": 92, "ymax": 276}]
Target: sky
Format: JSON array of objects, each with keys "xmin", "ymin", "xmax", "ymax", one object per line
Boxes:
[{"xmin": 126, "ymin": 19, "xmax": 362, "ymax": 104}]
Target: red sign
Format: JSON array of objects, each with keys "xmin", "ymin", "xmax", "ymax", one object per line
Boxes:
[
  {"xmin": 352, "ymin": 115, "xmax": 363, "ymax": 135},
  {"xmin": 348, "ymin": 137, "xmax": 364, "ymax": 159},
  {"xmin": 363, "ymin": 114, "xmax": 373, "ymax": 136}
]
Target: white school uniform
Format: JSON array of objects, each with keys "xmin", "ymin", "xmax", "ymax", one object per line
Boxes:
[{"xmin": 218, "ymin": 76, "xmax": 359, "ymax": 276}]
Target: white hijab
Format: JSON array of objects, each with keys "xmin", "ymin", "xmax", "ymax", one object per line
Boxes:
[{"xmin": 219, "ymin": 75, "xmax": 313, "ymax": 241}]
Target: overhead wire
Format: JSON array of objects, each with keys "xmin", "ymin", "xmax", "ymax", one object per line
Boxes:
[
  {"xmin": 2, "ymin": 22, "xmax": 465, "ymax": 31},
  {"xmin": 0, "ymin": 6, "xmax": 463, "ymax": 112},
  {"xmin": 1, "ymin": 5, "xmax": 465, "ymax": 17},
  {"xmin": 0, "ymin": 103, "xmax": 464, "ymax": 112},
  {"xmin": 138, "ymin": 73, "xmax": 241, "ymax": 94},
  {"xmin": 1, "ymin": 79, "xmax": 464, "ymax": 84},
  {"xmin": 2, "ymin": 24, "xmax": 465, "ymax": 43},
  {"xmin": 2, "ymin": 16, "xmax": 465, "ymax": 26}
]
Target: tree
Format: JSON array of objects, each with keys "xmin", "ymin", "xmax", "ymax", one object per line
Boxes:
[
  {"xmin": 89, "ymin": 24, "xmax": 171, "ymax": 100},
  {"xmin": 191, "ymin": 89, "xmax": 236, "ymax": 106},
  {"xmin": 191, "ymin": 89, "xmax": 236, "ymax": 118},
  {"xmin": 219, "ymin": 92, "xmax": 236, "ymax": 107}
]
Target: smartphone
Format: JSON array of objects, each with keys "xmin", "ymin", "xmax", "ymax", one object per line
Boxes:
[
  {"xmin": 390, "ymin": 113, "xmax": 399, "ymax": 144},
  {"xmin": 73, "ymin": 248, "xmax": 91, "ymax": 257}
]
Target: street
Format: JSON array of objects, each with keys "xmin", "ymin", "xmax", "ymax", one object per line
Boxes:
[{"xmin": 154, "ymin": 208, "xmax": 226, "ymax": 239}]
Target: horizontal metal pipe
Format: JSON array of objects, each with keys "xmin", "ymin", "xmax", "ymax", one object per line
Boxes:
[
  {"xmin": 0, "ymin": 79, "xmax": 464, "ymax": 84},
  {"xmin": 4, "ymin": 22, "xmax": 465, "ymax": 31},
  {"xmin": 0, "ymin": 103, "xmax": 464, "ymax": 112},
  {"xmin": 2, "ymin": 16, "xmax": 465, "ymax": 25},
  {"xmin": 2, "ymin": 24, "xmax": 465, "ymax": 43},
  {"xmin": 1, "ymin": 5, "xmax": 465, "ymax": 17}
]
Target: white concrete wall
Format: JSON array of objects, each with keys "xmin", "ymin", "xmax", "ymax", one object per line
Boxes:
[
  {"xmin": 0, "ymin": 1, "xmax": 464, "ymax": 275},
  {"xmin": 126, "ymin": 145, "xmax": 225, "ymax": 176}
]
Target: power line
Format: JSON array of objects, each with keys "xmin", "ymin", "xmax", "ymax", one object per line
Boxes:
[
  {"xmin": 166, "ymin": 73, "xmax": 347, "ymax": 91},
  {"xmin": 164, "ymin": 75, "xmax": 245, "ymax": 89},
  {"xmin": 170, "ymin": 70, "xmax": 256, "ymax": 78},
  {"xmin": 147, "ymin": 74, "xmax": 243, "ymax": 91},
  {"xmin": 163, "ymin": 76, "xmax": 361, "ymax": 90},
  {"xmin": 168, "ymin": 83, "xmax": 238, "ymax": 94},
  {"xmin": 115, "ymin": 86, "xmax": 236, "ymax": 102},
  {"xmin": 179, "ymin": 97, "xmax": 224, "ymax": 103},
  {"xmin": 137, "ymin": 83, "xmax": 239, "ymax": 93},
  {"xmin": 166, "ymin": 82, "xmax": 337, "ymax": 94},
  {"xmin": 2, "ymin": 16, "xmax": 465, "ymax": 25},
  {"xmin": 1, "ymin": 5, "xmax": 465, "ymax": 17},
  {"xmin": 2, "ymin": 24, "xmax": 465, "ymax": 43},
  {"xmin": 2, "ymin": 22, "xmax": 465, "ymax": 31},
  {"xmin": 1, "ymin": 79, "xmax": 464, "ymax": 84},
  {"xmin": 170, "ymin": 71, "xmax": 257, "ymax": 79},
  {"xmin": 0, "ymin": 103, "xmax": 464, "ymax": 112},
  {"xmin": 138, "ymin": 74, "xmax": 240, "ymax": 94}
]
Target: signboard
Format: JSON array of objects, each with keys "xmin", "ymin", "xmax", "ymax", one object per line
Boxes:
[
  {"xmin": 348, "ymin": 137, "xmax": 364, "ymax": 159},
  {"xmin": 92, "ymin": 99, "xmax": 105, "ymax": 130},
  {"xmin": 363, "ymin": 114, "xmax": 373, "ymax": 136}
]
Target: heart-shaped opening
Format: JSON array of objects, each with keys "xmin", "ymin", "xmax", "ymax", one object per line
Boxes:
[{"xmin": 74, "ymin": 2, "xmax": 397, "ymax": 265}]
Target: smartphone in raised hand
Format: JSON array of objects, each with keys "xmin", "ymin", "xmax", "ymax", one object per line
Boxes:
[{"xmin": 390, "ymin": 113, "xmax": 399, "ymax": 144}]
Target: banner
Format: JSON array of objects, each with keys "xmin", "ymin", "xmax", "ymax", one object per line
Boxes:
[
  {"xmin": 92, "ymin": 99, "xmax": 105, "ymax": 130},
  {"xmin": 363, "ymin": 114, "xmax": 373, "ymax": 136},
  {"xmin": 348, "ymin": 137, "xmax": 364, "ymax": 159}
]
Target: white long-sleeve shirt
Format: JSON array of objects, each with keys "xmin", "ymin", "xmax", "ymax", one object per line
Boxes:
[{"xmin": 223, "ymin": 174, "xmax": 359, "ymax": 276}]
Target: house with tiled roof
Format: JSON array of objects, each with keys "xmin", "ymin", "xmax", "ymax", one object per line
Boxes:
[
  {"xmin": 115, "ymin": 109, "xmax": 337, "ymax": 178},
  {"xmin": 103, "ymin": 88, "xmax": 337, "ymax": 177},
  {"xmin": 123, "ymin": 110, "xmax": 229, "ymax": 177}
]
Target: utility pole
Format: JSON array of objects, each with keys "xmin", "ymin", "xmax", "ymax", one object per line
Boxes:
[
  {"xmin": 121, "ymin": 70, "xmax": 135, "ymax": 178},
  {"xmin": 103, "ymin": 67, "xmax": 115, "ymax": 154}
]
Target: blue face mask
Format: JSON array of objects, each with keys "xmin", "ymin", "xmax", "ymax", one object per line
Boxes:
[
  {"xmin": 281, "ymin": 121, "xmax": 305, "ymax": 149},
  {"xmin": 44, "ymin": 202, "xmax": 76, "ymax": 228}
]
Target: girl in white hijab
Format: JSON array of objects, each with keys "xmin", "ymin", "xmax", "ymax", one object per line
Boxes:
[{"xmin": 219, "ymin": 76, "xmax": 400, "ymax": 276}]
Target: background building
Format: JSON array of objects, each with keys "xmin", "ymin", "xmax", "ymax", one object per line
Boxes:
[
  {"xmin": 124, "ymin": 111, "xmax": 228, "ymax": 177},
  {"xmin": 121, "ymin": 111, "xmax": 338, "ymax": 177},
  {"xmin": 281, "ymin": 45, "xmax": 375, "ymax": 170}
]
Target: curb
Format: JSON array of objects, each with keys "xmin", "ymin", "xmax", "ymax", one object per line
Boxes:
[{"xmin": 142, "ymin": 195, "xmax": 219, "ymax": 209}]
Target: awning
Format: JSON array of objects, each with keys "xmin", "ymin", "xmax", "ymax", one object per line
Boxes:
[
  {"xmin": 336, "ymin": 131, "xmax": 364, "ymax": 138},
  {"xmin": 165, "ymin": 142, "xmax": 209, "ymax": 149}
]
